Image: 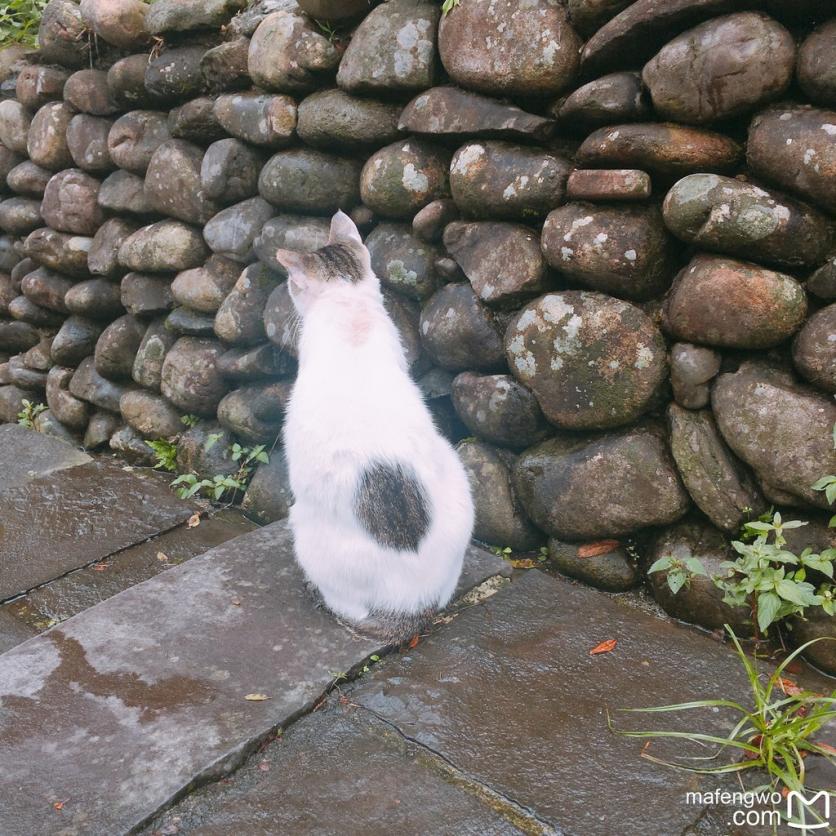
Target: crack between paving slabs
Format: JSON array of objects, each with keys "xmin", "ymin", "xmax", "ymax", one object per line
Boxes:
[
  {"xmin": 128, "ymin": 570, "xmax": 515, "ymax": 834},
  {"xmin": 350, "ymin": 700, "xmax": 562, "ymax": 836},
  {"xmin": 127, "ymin": 652, "xmax": 380, "ymax": 835},
  {"xmin": 0, "ymin": 513, "xmax": 212, "ymax": 609}
]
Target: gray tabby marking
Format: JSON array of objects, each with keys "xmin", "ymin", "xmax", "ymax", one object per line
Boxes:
[
  {"xmin": 354, "ymin": 461, "xmax": 430, "ymax": 552},
  {"xmin": 316, "ymin": 243, "xmax": 363, "ymax": 283}
]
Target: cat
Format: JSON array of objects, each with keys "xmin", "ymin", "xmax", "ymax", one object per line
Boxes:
[{"xmin": 275, "ymin": 211, "xmax": 475, "ymax": 644}]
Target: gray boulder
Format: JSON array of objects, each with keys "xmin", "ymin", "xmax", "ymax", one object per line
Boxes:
[
  {"xmin": 160, "ymin": 336, "xmax": 228, "ymax": 416},
  {"xmin": 514, "ymin": 422, "xmax": 690, "ymax": 540},
  {"xmin": 505, "ymin": 291, "xmax": 667, "ymax": 430},
  {"xmin": 662, "ymin": 174, "xmax": 832, "ymax": 269},
  {"xmin": 451, "ymin": 371, "xmax": 551, "ymax": 450},
  {"xmin": 668, "ymin": 404, "xmax": 766, "ymax": 533},
  {"xmin": 419, "ymin": 283, "xmax": 505, "ymax": 372},
  {"xmin": 457, "ymin": 439, "xmax": 544, "ymax": 551},
  {"xmin": 144, "ymin": 139, "xmax": 221, "ymax": 225},
  {"xmin": 712, "ymin": 361, "xmax": 836, "ymax": 509},
  {"xmin": 444, "ymin": 221, "xmax": 548, "ymax": 308},
  {"xmin": 337, "ymin": 0, "xmax": 439, "ymax": 94},
  {"xmin": 118, "ymin": 220, "xmax": 209, "ymax": 273},
  {"xmin": 643, "ymin": 12, "xmax": 794, "ymax": 123},
  {"xmin": 248, "ymin": 10, "xmax": 339, "ymax": 93},
  {"xmin": 360, "ymin": 139, "xmax": 450, "ymax": 219}
]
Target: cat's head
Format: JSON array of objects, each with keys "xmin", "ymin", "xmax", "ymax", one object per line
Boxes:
[{"xmin": 275, "ymin": 211, "xmax": 376, "ymax": 316}]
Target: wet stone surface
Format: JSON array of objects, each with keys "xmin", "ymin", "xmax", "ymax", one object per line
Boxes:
[
  {"xmin": 0, "ymin": 423, "xmax": 90, "ymax": 489},
  {"xmin": 0, "ymin": 521, "xmax": 506, "ymax": 836},
  {"xmin": 144, "ymin": 704, "xmax": 526, "ymax": 836},
  {"xmin": 348, "ymin": 569, "xmax": 774, "ymax": 836},
  {"xmin": 4, "ymin": 509, "xmax": 256, "ymax": 641},
  {"xmin": 0, "ymin": 458, "xmax": 194, "ymax": 600}
]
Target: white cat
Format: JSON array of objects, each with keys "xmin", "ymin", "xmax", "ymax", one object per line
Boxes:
[{"xmin": 276, "ymin": 211, "xmax": 474, "ymax": 643}]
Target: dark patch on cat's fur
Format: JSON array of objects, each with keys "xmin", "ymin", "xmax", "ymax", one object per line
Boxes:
[
  {"xmin": 354, "ymin": 461, "xmax": 430, "ymax": 552},
  {"xmin": 316, "ymin": 243, "xmax": 363, "ymax": 283}
]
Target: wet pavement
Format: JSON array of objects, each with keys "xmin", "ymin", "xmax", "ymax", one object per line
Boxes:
[
  {"xmin": 0, "ymin": 458, "xmax": 196, "ymax": 599},
  {"xmin": 0, "ymin": 428, "xmax": 832, "ymax": 836},
  {"xmin": 3, "ymin": 508, "xmax": 257, "ymax": 638},
  {"xmin": 0, "ymin": 424, "xmax": 91, "ymax": 488},
  {"xmin": 0, "ymin": 520, "xmax": 507, "ymax": 836},
  {"xmin": 146, "ymin": 570, "xmax": 835, "ymax": 836}
]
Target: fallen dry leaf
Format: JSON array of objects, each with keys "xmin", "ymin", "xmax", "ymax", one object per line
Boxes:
[
  {"xmin": 510, "ymin": 558, "xmax": 539, "ymax": 569},
  {"xmin": 231, "ymin": 597, "xmax": 241, "ymax": 607},
  {"xmin": 407, "ymin": 634, "xmax": 420, "ymax": 649},
  {"xmin": 258, "ymin": 761, "xmax": 270, "ymax": 772},
  {"xmin": 187, "ymin": 513, "xmax": 201, "ymax": 528},
  {"xmin": 156, "ymin": 552, "xmax": 169, "ymax": 562},
  {"xmin": 244, "ymin": 693, "xmax": 270, "ymax": 701},
  {"xmin": 91, "ymin": 563, "xmax": 110, "ymax": 572},
  {"xmin": 52, "ymin": 799, "xmax": 68, "ymax": 811},
  {"xmin": 578, "ymin": 540, "xmax": 620, "ymax": 558},
  {"xmin": 778, "ymin": 677, "xmax": 803, "ymax": 696},
  {"xmin": 589, "ymin": 638, "xmax": 617, "ymax": 656},
  {"xmin": 816, "ymin": 742, "xmax": 836, "ymax": 756}
]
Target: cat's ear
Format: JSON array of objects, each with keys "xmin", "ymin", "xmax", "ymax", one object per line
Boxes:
[
  {"xmin": 275, "ymin": 248, "xmax": 309, "ymax": 283},
  {"xmin": 329, "ymin": 210, "xmax": 362, "ymax": 246}
]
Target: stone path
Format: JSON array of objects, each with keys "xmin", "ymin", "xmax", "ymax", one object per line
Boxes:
[
  {"xmin": 0, "ymin": 429, "xmax": 833, "ymax": 836},
  {"xmin": 0, "ymin": 438, "xmax": 507, "ymax": 835},
  {"xmin": 145, "ymin": 570, "xmax": 836, "ymax": 836}
]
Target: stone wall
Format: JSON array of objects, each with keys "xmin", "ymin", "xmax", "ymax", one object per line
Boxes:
[{"xmin": 0, "ymin": 0, "xmax": 834, "ymax": 663}]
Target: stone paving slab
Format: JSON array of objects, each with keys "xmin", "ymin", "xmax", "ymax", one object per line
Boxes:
[
  {"xmin": 145, "ymin": 706, "xmax": 527, "ymax": 836},
  {"xmin": 0, "ymin": 424, "xmax": 91, "ymax": 488},
  {"xmin": 348, "ymin": 570, "xmax": 813, "ymax": 836},
  {"xmin": 2, "ymin": 509, "xmax": 258, "ymax": 645},
  {"xmin": 0, "ymin": 458, "xmax": 196, "ymax": 600},
  {"xmin": 0, "ymin": 521, "xmax": 506, "ymax": 836},
  {"xmin": 0, "ymin": 608, "xmax": 36, "ymax": 654}
]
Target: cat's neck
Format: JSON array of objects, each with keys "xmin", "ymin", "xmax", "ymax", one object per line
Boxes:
[{"xmin": 299, "ymin": 287, "xmax": 405, "ymax": 368}]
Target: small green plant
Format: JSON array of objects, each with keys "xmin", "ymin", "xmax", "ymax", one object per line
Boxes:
[
  {"xmin": 650, "ymin": 513, "xmax": 835, "ymax": 634},
  {"xmin": 610, "ymin": 626, "xmax": 836, "ymax": 830},
  {"xmin": 145, "ymin": 439, "xmax": 178, "ymax": 472},
  {"xmin": 171, "ymin": 472, "xmax": 246, "ymax": 501},
  {"xmin": 16, "ymin": 399, "xmax": 46, "ymax": 428},
  {"xmin": 715, "ymin": 514, "xmax": 834, "ymax": 633},
  {"xmin": 180, "ymin": 414, "xmax": 199, "ymax": 429},
  {"xmin": 647, "ymin": 553, "xmax": 708, "ymax": 595},
  {"xmin": 738, "ymin": 506, "xmax": 775, "ymax": 543},
  {"xmin": 0, "ymin": 0, "xmax": 47, "ymax": 47},
  {"xmin": 441, "ymin": 0, "xmax": 461, "ymax": 14},
  {"xmin": 811, "ymin": 424, "xmax": 836, "ymax": 527},
  {"xmin": 491, "ymin": 545, "xmax": 513, "ymax": 558},
  {"xmin": 230, "ymin": 443, "xmax": 269, "ymax": 467},
  {"xmin": 166, "ymin": 441, "xmax": 270, "ymax": 503},
  {"xmin": 538, "ymin": 546, "xmax": 549, "ymax": 563}
]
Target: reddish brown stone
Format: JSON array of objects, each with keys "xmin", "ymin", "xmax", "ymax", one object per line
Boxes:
[
  {"xmin": 576, "ymin": 123, "xmax": 742, "ymax": 178},
  {"xmin": 662, "ymin": 254, "xmax": 807, "ymax": 349},
  {"xmin": 438, "ymin": 0, "xmax": 581, "ymax": 97},
  {"xmin": 566, "ymin": 169, "xmax": 651, "ymax": 201}
]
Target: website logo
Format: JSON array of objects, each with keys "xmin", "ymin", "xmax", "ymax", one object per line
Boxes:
[{"xmin": 786, "ymin": 790, "xmax": 831, "ymax": 832}]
